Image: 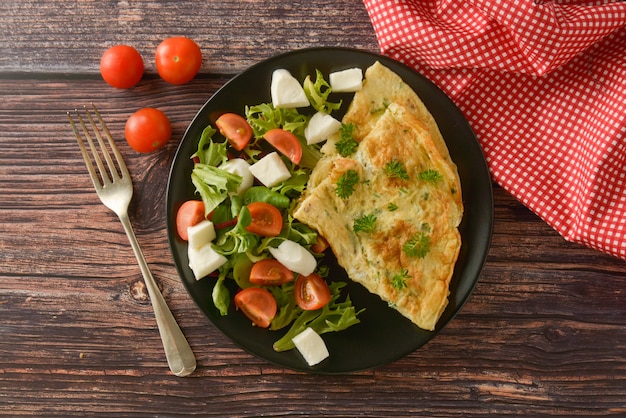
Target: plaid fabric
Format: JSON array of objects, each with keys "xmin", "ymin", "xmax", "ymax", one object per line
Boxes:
[{"xmin": 363, "ymin": 0, "xmax": 626, "ymax": 259}]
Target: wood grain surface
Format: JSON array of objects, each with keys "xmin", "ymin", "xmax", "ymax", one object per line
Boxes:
[{"xmin": 1, "ymin": 1, "xmax": 625, "ymax": 416}]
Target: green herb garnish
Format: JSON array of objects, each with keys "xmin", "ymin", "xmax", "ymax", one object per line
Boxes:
[
  {"xmin": 390, "ymin": 269, "xmax": 410, "ymax": 290},
  {"xmin": 335, "ymin": 169, "xmax": 359, "ymax": 199},
  {"xmin": 402, "ymin": 224, "xmax": 431, "ymax": 258},
  {"xmin": 418, "ymin": 169, "xmax": 442, "ymax": 183},
  {"xmin": 335, "ymin": 123, "xmax": 358, "ymax": 157},
  {"xmin": 384, "ymin": 160, "xmax": 410, "ymax": 180},
  {"xmin": 353, "ymin": 213, "xmax": 377, "ymax": 233},
  {"xmin": 387, "ymin": 202, "xmax": 398, "ymax": 211}
]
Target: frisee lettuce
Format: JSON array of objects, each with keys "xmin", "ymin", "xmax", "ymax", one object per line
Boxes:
[{"xmin": 303, "ymin": 69, "xmax": 342, "ymax": 114}]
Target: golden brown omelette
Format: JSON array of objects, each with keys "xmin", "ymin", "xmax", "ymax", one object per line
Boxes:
[{"xmin": 293, "ymin": 62, "xmax": 463, "ymax": 331}]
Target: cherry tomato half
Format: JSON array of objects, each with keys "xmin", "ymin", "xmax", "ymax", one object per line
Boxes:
[
  {"xmin": 294, "ymin": 273, "xmax": 331, "ymax": 311},
  {"xmin": 175, "ymin": 200, "xmax": 205, "ymax": 241},
  {"xmin": 100, "ymin": 45, "xmax": 144, "ymax": 89},
  {"xmin": 124, "ymin": 107, "xmax": 172, "ymax": 153},
  {"xmin": 310, "ymin": 235, "xmax": 329, "ymax": 253},
  {"xmin": 234, "ymin": 287, "xmax": 277, "ymax": 328},
  {"xmin": 215, "ymin": 113, "xmax": 253, "ymax": 151},
  {"xmin": 249, "ymin": 259, "xmax": 294, "ymax": 286},
  {"xmin": 245, "ymin": 201, "xmax": 283, "ymax": 237},
  {"xmin": 263, "ymin": 128, "xmax": 302, "ymax": 164},
  {"xmin": 155, "ymin": 37, "xmax": 202, "ymax": 85}
]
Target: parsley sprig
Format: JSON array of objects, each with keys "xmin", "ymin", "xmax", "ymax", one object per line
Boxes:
[
  {"xmin": 402, "ymin": 224, "xmax": 432, "ymax": 258},
  {"xmin": 335, "ymin": 123, "xmax": 358, "ymax": 157},
  {"xmin": 335, "ymin": 169, "xmax": 359, "ymax": 199},
  {"xmin": 353, "ymin": 213, "xmax": 377, "ymax": 233},
  {"xmin": 391, "ymin": 269, "xmax": 411, "ymax": 290},
  {"xmin": 418, "ymin": 169, "xmax": 442, "ymax": 183},
  {"xmin": 384, "ymin": 160, "xmax": 410, "ymax": 180}
]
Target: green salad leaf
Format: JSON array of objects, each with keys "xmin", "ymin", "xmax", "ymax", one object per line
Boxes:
[
  {"xmin": 303, "ymin": 69, "xmax": 342, "ymax": 114},
  {"xmin": 191, "ymin": 163, "xmax": 242, "ymax": 216}
]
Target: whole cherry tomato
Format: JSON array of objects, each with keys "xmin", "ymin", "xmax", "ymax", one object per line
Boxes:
[
  {"xmin": 155, "ymin": 37, "xmax": 202, "ymax": 85},
  {"xmin": 124, "ymin": 108, "xmax": 171, "ymax": 153},
  {"xmin": 99, "ymin": 45, "xmax": 144, "ymax": 89}
]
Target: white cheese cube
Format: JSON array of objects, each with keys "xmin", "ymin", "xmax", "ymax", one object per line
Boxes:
[
  {"xmin": 248, "ymin": 152, "xmax": 291, "ymax": 188},
  {"xmin": 268, "ymin": 239, "xmax": 316, "ymax": 276},
  {"xmin": 271, "ymin": 69, "xmax": 310, "ymax": 108},
  {"xmin": 304, "ymin": 111, "xmax": 342, "ymax": 145},
  {"xmin": 187, "ymin": 220, "xmax": 216, "ymax": 250},
  {"xmin": 329, "ymin": 68, "xmax": 363, "ymax": 93},
  {"xmin": 292, "ymin": 327, "xmax": 329, "ymax": 366},
  {"xmin": 220, "ymin": 158, "xmax": 254, "ymax": 196},
  {"xmin": 188, "ymin": 243, "xmax": 227, "ymax": 280}
]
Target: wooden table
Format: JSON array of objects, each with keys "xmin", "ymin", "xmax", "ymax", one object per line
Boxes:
[{"xmin": 2, "ymin": 1, "xmax": 625, "ymax": 416}]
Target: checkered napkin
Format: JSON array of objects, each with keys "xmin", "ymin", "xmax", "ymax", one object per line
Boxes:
[{"xmin": 362, "ymin": 0, "xmax": 626, "ymax": 259}]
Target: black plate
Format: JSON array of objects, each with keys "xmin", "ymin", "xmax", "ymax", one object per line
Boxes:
[{"xmin": 166, "ymin": 47, "xmax": 493, "ymax": 374}]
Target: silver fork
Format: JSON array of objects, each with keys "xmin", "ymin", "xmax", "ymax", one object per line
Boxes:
[{"xmin": 68, "ymin": 104, "xmax": 196, "ymax": 377}]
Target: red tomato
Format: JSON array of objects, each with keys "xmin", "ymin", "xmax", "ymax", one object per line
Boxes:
[
  {"xmin": 155, "ymin": 37, "xmax": 202, "ymax": 85},
  {"xmin": 294, "ymin": 273, "xmax": 331, "ymax": 311},
  {"xmin": 100, "ymin": 45, "xmax": 144, "ymax": 89},
  {"xmin": 215, "ymin": 113, "xmax": 253, "ymax": 151},
  {"xmin": 124, "ymin": 108, "xmax": 172, "ymax": 153},
  {"xmin": 234, "ymin": 287, "xmax": 277, "ymax": 328},
  {"xmin": 249, "ymin": 259, "xmax": 294, "ymax": 286},
  {"xmin": 263, "ymin": 129, "xmax": 302, "ymax": 164},
  {"xmin": 245, "ymin": 202, "xmax": 283, "ymax": 237},
  {"xmin": 175, "ymin": 200, "xmax": 205, "ymax": 240},
  {"xmin": 311, "ymin": 235, "xmax": 329, "ymax": 253}
]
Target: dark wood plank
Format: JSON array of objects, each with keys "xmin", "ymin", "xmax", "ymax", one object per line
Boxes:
[{"xmin": 0, "ymin": 0, "xmax": 379, "ymax": 74}]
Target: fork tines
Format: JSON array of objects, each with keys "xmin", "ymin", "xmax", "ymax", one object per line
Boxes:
[{"xmin": 67, "ymin": 104, "xmax": 129, "ymax": 189}]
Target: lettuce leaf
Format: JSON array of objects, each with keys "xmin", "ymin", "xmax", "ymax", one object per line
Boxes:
[{"xmin": 303, "ymin": 69, "xmax": 342, "ymax": 114}]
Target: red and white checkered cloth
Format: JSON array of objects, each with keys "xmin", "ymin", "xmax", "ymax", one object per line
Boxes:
[{"xmin": 363, "ymin": 0, "xmax": 626, "ymax": 259}]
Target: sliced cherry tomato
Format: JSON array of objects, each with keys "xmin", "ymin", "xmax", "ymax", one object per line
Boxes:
[
  {"xmin": 294, "ymin": 273, "xmax": 331, "ymax": 311},
  {"xmin": 245, "ymin": 201, "xmax": 283, "ymax": 237},
  {"xmin": 125, "ymin": 107, "xmax": 171, "ymax": 153},
  {"xmin": 175, "ymin": 200, "xmax": 205, "ymax": 241},
  {"xmin": 263, "ymin": 128, "xmax": 302, "ymax": 164},
  {"xmin": 216, "ymin": 113, "xmax": 253, "ymax": 151},
  {"xmin": 249, "ymin": 259, "xmax": 294, "ymax": 286},
  {"xmin": 311, "ymin": 235, "xmax": 329, "ymax": 253},
  {"xmin": 234, "ymin": 287, "xmax": 277, "ymax": 328},
  {"xmin": 100, "ymin": 45, "xmax": 144, "ymax": 89},
  {"xmin": 155, "ymin": 37, "xmax": 202, "ymax": 85}
]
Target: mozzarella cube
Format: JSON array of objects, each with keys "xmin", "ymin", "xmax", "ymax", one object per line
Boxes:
[
  {"xmin": 188, "ymin": 243, "xmax": 227, "ymax": 280},
  {"xmin": 268, "ymin": 239, "xmax": 316, "ymax": 276},
  {"xmin": 248, "ymin": 152, "xmax": 291, "ymax": 188},
  {"xmin": 271, "ymin": 69, "xmax": 310, "ymax": 108},
  {"xmin": 329, "ymin": 68, "xmax": 363, "ymax": 93},
  {"xmin": 292, "ymin": 327, "xmax": 329, "ymax": 366},
  {"xmin": 187, "ymin": 220, "xmax": 216, "ymax": 250},
  {"xmin": 220, "ymin": 158, "xmax": 254, "ymax": 196},
  {"xmin": 305, "ymin": 111, "xmax": 342, "ymax": 145}
]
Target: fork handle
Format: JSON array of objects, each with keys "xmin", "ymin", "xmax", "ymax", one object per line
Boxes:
[{"xmin": 119, "ymin": 212, "xmax": 197, "ymax": 377}]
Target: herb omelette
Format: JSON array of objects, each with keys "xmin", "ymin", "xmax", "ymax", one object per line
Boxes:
[{"xmin": 293, "ymin": 62, "xmax": 463, "ymax": 331}]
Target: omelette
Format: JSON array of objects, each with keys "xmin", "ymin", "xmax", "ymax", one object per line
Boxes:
[{"xmin": 293, "ymin": 62, "xmax": 463, "ymax": 331}]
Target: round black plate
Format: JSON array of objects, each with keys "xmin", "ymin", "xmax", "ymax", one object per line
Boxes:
[{"xmin": 166, "ymin": 47, "xmax": 493, "ymax": 374}]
